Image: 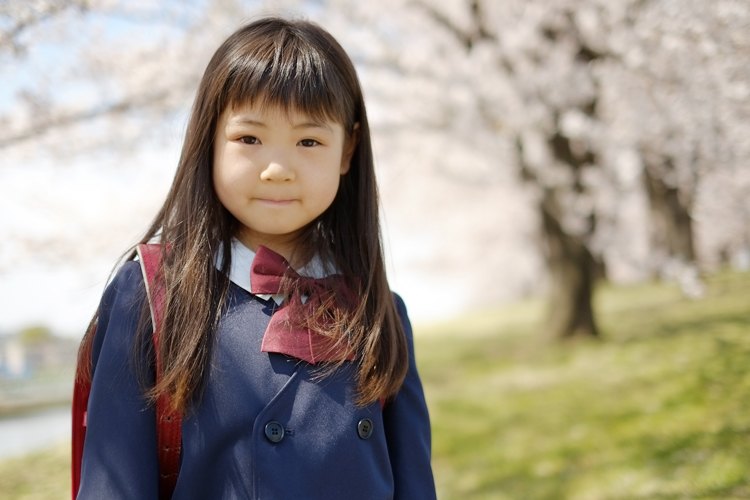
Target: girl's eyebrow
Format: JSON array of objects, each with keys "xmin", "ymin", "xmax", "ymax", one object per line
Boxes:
[
  {"xmin": 292, "ymin": 121, "xmax": 333, "ymax": 132},
  {"xmin": 232, "ymin": 118, "xmax": 266, "ymax": 127},
  {"xmin": 231, "ymin": 116, "xmax": 332, "ymax": 132}
]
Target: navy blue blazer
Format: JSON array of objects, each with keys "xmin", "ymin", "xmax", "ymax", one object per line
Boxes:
[{"xmin": 77, "ymin": 261, "xmax": 437, "ymax": 499}]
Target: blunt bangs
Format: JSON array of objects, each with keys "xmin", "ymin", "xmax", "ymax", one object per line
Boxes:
[{"xmin": 220, "ymin": 22, "xmax": 356, "ymax": 130}]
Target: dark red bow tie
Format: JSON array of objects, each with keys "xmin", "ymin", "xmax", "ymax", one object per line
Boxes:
[{"xmin": 250, "ymin": 245, "xmax": 356, "ymax": 364}]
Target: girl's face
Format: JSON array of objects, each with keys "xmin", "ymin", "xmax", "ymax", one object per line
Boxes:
[{"xmin": 213, "ymin": 102, "xmax": 357, "ymax": 260}]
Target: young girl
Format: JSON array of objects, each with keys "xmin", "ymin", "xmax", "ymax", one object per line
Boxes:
[{"xmin": 75, "ymin": 16, "xmax": 436, "ymax": 500}]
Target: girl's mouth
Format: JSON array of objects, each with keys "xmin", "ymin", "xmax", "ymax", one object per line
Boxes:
[{"xmin": 256, "ymin": 198, "xmax": 295, "ymax": 205}]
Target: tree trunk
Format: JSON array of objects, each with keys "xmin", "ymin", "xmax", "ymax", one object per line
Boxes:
[
  {"xmin": 643, "ymin": 162, "xmax": 695, "ymax": 263},
  {"xmin": 642, "ymin": 155, "xmax": 696, "ymax": 265},
  {"xmin": 540, "ymin": 193, "xmax": 600, "ymax": 339},
  {"xmin": 641, "ymin": 152, "xmax": 703, "ymax": 297}
]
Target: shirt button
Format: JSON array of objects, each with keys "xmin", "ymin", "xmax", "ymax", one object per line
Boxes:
[
  {"xmin": 264, "ymin": 421, "xmax": 285, "ymax": 443},
  {"xmin": 357, "ymin": 418, "xmax": 374, "ymax": 439}
]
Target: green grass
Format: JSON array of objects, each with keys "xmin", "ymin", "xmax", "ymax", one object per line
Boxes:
[
  {"xmin": 2, "ymin": 271, "xmax": 749, "ymax": 499},
  {"xmin": 416, "ymin": 271, "xmax": 750, "ymax": 499},
  {"xmin": 0, "ymin": 442, "xmax": 69, "ymax": 500}
]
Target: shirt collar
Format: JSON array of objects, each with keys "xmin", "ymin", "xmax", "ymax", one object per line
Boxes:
[{"xmin": 216, "ymin": 239, "xmax": 331, "ymax": 304}]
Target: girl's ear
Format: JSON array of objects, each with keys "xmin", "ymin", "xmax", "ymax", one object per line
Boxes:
[{"xmin": 340, "ymin": 123, "xmax": 360, "ymax": 175}]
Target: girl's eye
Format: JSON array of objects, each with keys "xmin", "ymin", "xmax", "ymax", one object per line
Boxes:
[
  {"xmin": 299, "ymin": 139, "xmax": 320, "ymax": 147},
  {"xmin": 239, "ymin": 136, "xmax": 259, "ymax": 145}
]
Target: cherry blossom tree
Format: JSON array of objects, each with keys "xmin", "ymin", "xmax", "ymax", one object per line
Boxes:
[
  {"xmin": 325, "ymin": 0, "xmax": 750, "ymax": 337},
  {"xmin": 2, "ymin": 0, "xmax": 748, "ymax": 335}
]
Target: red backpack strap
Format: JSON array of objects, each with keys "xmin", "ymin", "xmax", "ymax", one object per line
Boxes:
[
  {"xmin": 71, "ymin": 342, "xmax": 93, "ymax": 498},
  {"xmin": 137, "ymin": 243, "xmax": 182, "ymax": 500}
]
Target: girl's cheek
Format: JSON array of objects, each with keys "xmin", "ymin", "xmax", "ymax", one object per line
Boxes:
[{"xmin": 217, "ymin": 150, "xmax": 249, "ymax": 181}]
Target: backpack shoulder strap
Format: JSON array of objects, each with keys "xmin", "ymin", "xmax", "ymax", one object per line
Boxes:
[
  {"xmin": 71, "ymin": 340, "xmax": 92, "ymax": 498},
  {"xmin": 137, "ymin": 243, "xmax": 182, "ymax": 500}
]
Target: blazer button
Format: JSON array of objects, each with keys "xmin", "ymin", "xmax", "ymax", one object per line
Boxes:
[
  {"xmin": 357, "ymin": 418, "xmax": 374, "ymax": 439},
  {"xmin": 264, "ymin": 421, "xmax": 285, "ymax": 443}
]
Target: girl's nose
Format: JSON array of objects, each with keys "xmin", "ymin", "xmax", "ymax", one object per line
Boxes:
[{"xmin": 260, "ymin": 161, "xmax": 295, "ymax": 182}]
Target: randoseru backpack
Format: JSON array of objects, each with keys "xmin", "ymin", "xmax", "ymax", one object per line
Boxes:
[{"xmin": 72, "ymin": 244, "xmax": 181, "ymax": 500}]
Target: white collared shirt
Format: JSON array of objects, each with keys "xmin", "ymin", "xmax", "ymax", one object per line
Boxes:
[{"xmin": 216, "ymin": 239, "xmax": 330, "ymax": 305}]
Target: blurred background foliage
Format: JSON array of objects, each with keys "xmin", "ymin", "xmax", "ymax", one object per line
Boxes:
[{"xmin": 1, "ymin": 0, "xmax": 749, "ymax": 498}]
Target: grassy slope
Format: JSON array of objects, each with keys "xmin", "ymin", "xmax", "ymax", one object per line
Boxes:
[
  {"xmin": 0, "ymin": 442, "xmax": 69, "ymax": 500},
  {"xmin": 417, "ymin": 271, "xmax": 750, "ymax": 500},
  {"xmin": 1, "ymin": 271, "xmax": 748, "ymax": 499}
]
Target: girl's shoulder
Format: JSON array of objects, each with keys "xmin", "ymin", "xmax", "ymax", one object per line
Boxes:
[
  {"xmin": 99, "ymin": 260, "xmax": 147, "ymax": 309},
  {"xmin": 113, "ymin": 259, "xmax": 145, "ymax": 284},
  {"xmin": 92, "ymin": 260, "xmax": 149, "ymax": 357},
  {"xmin": 391, "ymin": 292, "xmax": 411, "ymax": 332},
  {"xmin": 391, "ymin": 292, "xmax": 408, "ymax": 316}
]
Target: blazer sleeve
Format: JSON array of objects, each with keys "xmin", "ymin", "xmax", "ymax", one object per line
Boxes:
[
  {"xmin": 77, "ymin": 261, "xmax": 159, "ymax": 499},
  {"xmin": 383, "ymin": 294, "xmax": 438, "ymax": 500}
]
